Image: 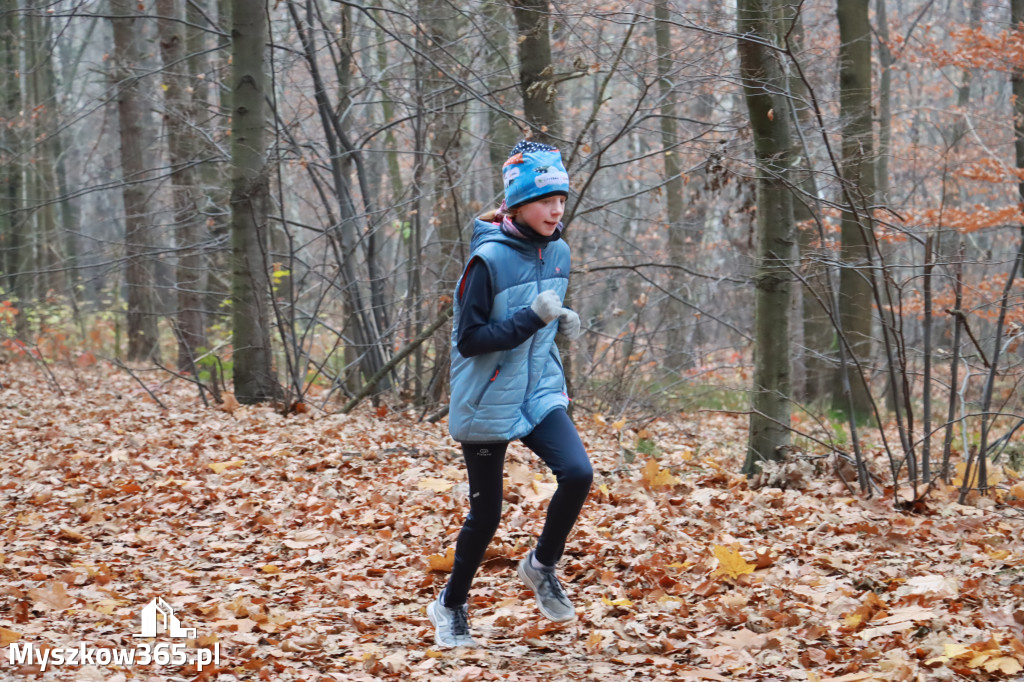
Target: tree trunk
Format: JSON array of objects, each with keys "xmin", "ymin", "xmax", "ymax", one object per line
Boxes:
[
  {"xmin": 195, "ymin": 0, "xmax": 232, "ymax": 323},
  {"xmin": 484, "ymin": 1, "xmax": 519, "ymax": 195},
  {"xmin": 375, "ymin": 12, "xmax": 406, "ymax": 212},
  {"xmin": 111, "ymin": 0, "xmax": 160, "ymax": 361},
  {"xmin": 875, "ymin": 0, "xmax": 892, "ymax": 204},
  {"xmin": 420, "ymin": 0, "xmax": 466, "ymax": 402},
  {"xmin": 655, "ymin": 0, "xmax": 688, "ymax": 372},
  {"xmin": 47, "ymin": 16, "xmax": 80, "ymax": 309},
  {"xmin": 158, "ymin": 0, "xmax": 208, "ymax": 374},
  {"xmin": 834, "ymin": 0, "xmax": 875, "ymax": 421},
  {"xmin": 0, "ymin": 3, "xmax": 25, "ymax": 332},
  {"xmin": 511, "ymin": 0, "xmax": 560, "ymax": 145},
  {"xmin": 738, "ymin": 0, "xmax": 796, "ymax": 476},
  {"xmin": 1014, "ymin": 0, "xmax": 1024, "ymax": 257},
  {"xmin": 229, "ymin": 0, "xmax": 278, "ymax": 402},
  {"xmin": 998, "ymin": 0, "xmax": 1024, "ymax": 491},
  {"xmin": 24, "ymin": 4, "xmax": 61, "ymax": 298},
  {"xmin": 785, "ymin": 6, "xmax": 832, "ymax": 403}
]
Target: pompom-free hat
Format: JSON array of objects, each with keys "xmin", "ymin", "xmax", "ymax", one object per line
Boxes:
[{"xmin": 502, "ymin": 140, "xmax": 570, "ymax": 210}]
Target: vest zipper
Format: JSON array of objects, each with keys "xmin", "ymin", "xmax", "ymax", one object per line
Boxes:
[
  {"xmin": 473, "ymin": 364, "xmax": 501, "ymax": 407},
  {"xmin": 527, "ymin": 246, "xmax": 545, "ymax": 407}
]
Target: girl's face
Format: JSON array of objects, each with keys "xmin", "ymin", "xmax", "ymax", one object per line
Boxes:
[{"xmin": 515, "ymin": 195, "xmax": 566, "ymax": 237}]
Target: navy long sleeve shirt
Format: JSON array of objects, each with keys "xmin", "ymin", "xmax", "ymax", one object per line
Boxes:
[{"xmin": 456, "ymin": 258, "xmax": 546, "ymax": 357}]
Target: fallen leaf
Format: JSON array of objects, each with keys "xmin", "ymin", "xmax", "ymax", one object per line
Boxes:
[
  {"xmin": 58, "ymin": 526, "xmax": 89, "ymax": 542},
  {"xmin": 506, "ymin": 462, "xmax": 534, "ymax": 487},
  {"xmin": 283, "ymin": 529, "xmax": 328, "ymax": 549},
  {"xmin": 601, "ymin": 597, "xmax": 634, "ymax": 608},
  {"xmin": 754, "ymin": 548, "xmax": 774, "ymax": 569},
  {"xmin": 984, "ymin": 657, "xmax": 1023, "ymax": 674},
  {"xmin": 0, "ymin": 628, "xmax": 20, "ymax": 646},
  {"xmin": 711, "ymin": 544, "xmax": 755, "ymax": 580},
  {"xmin": 924, "ymin": 641, "xmax": 972, "ymax": 665},
  {"xmin": 642, "ymin": 458, "xmax": 680, "ymax": 489},
  {"xmin": 427, "ymin": 547, "xmax": 455, "ymax": 572},
  {"xmin": 523, "ymin": 479, "xmax": 557, "ymax": 503},
  {"xmin": 454, "ymin": 666, "xmax": 485, "ymax": 682},
  {"xmin": 967, "ymin": 653, "xmax": 992, "ymax": 668},
  {"xmin": 417, "ymin": 478, "xmax": 453, "ymax": 493},
  {"xmin": 209, "ymin": 460, "xmax": 246, "ymax": 474},
  {"xmin": 29, "ymin": 581, "xmax": 74, "ymax": 611},
  {"xmin": 953, "ymin": 461, "xmax": 1003, "ymax": 488},
  {"xmin": 860, "ymin": 620, "xmax": 914, "ymax": 640},
  {"xmin": 381, "ymin": 651, "xmax": 410, "ymax": 673},
  {"xmin": 219, "ymin": 392, "xmax": 240, "ymax": 413},
  {"xmin": 710, "ymin": 627, "xmax": 767, "ymax": 650},
  {"xmin": 899, "ymin": 574, "xmax": 958, "ymax": 598}
]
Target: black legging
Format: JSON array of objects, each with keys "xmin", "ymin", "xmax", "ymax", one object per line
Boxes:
[{"xmin": 442, "ymin": 408, "xmax": 593, "ymax": 608}]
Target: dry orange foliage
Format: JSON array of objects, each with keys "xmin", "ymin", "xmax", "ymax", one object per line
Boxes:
[
  {"xmin": 0, "ymin": 362, "xmax": 1021, "ymax": 680},
  {"xmin": 912, "ymin": 25, "xmax": 1024, "ymax": 72}
]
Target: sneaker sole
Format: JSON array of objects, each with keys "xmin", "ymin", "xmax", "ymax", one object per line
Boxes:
[{"xmin": 517, "ymin": 560, "xmax": 576, "ymax": 622}]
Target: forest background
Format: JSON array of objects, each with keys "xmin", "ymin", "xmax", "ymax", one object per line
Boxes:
[{"xmin": 1, "ymin": 0, "xmax": 1024, "ymax": 679}]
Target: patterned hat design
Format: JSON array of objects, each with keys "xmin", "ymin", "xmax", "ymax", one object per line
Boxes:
[{"xmin": 502, "ymin": 140, "xmax": 570, "ymax": 209}]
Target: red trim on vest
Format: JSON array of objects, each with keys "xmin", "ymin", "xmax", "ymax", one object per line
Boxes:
[{"xmin": 458, "ymin": 256, "xmax": 483, "ymax": 302}]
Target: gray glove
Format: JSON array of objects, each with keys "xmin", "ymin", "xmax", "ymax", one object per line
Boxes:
[
  {"xmin": 557, "ymin": 308, "xmax": 581, "ymax": 340},
  {"xmin": 530, "ymin": 290, "xmax": 562, "ymax": 323}
]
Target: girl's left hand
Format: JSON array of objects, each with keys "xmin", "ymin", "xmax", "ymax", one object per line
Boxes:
[{"xmin": 557, "ymin": 308, "xmax": 582, "ymax": 340}]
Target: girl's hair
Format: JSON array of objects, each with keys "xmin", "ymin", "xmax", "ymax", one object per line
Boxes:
[{"xmin": 480, "ymin": 204, "xmax": 513, "ymax": 223}]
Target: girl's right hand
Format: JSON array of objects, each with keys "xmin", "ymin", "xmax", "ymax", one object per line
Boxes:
[
  {"xmin": 530, "ymin": 290, "xmax": 562, "ymax": 323},
  {"xmin": 557, "ymin": 308, "xmax": 582, "ymax": 340}
]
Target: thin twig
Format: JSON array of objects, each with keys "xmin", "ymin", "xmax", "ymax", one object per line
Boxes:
[{"xmin": 106, "ymin": 359, "xmax": 168, "ymax": 409}]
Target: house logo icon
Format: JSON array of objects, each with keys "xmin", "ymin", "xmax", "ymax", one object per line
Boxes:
[{"xmin": 133, "ymin": 597, "xmax": 196, "ymax": 638}]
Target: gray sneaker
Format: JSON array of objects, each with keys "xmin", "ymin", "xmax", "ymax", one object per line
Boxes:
[
  {"xmin": 427, "ymin": 594, "xmax": 480, "ymax": 648},
  {"xmin": 517, "ymin": 550, "xmax": 576, "ymax": 622}
]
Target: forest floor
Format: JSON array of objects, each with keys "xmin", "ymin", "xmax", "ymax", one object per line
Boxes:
[{"xmin": 0, "ymin": 359, "xmax": 1023, "ymax": 681}]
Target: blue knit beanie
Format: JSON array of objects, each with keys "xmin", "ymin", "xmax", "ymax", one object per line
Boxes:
[{"xmin": 502, "ymin": 140, "xmax": 570, "ymax": 210}]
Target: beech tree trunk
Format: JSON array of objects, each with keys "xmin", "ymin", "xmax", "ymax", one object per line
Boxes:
[
  {"xmin": 420, "ymin": 0, "xmax": 466, "ymax": 402},
  {"xmin": 655, "ymin": 0, "xmax": 689, "ymax": 371},
  {"xmin": 738, "ymin": 0, "xmax": 796, "ymax": 475},
  {"xmin": 25, "ymin": 4, "xmax": 61, "ymax": 298},
  {"xmin": 485, "ymin": 1, "xmax": 519, "ymax": 194},
  {"xmin": 111, "ymin": 0, "xmax": 160, "ymax": 361},
  {"xmin": 1, "ymin": 4, "xmax": 24, "ymax": 330},
  {"xmin": 834, "ymin": 0, "xmax": 875, "ymax": 421},
  {"xmin": 229, "ymin": 0, "xmax": 278, "ymax": 402},
  {"xmin": 158, "ymin": 0, "xmax": 208, "ymax": 374},
  {"xmin": 511, "ymin": 0, "xmax": 560, "ymax": 145},
  {"xmin": 785, "ymin": 6, "xmax": 832, "ymax": 403}
]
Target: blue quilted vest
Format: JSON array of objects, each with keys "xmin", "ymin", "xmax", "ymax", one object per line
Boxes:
[{"xmin": 449, "ymin": 218, "xmax": 571, "ymax": 443}]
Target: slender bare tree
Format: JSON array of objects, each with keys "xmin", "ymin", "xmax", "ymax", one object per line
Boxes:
[
  {"xmin": 157, "ymin": 0, "xmax": 208, "ymax": 374},
  {"xmin": 229, "ymin": 0, "xmax": 278, "ymax": 401},
  {"xmin": 111, "ymin": 0, "xmax": 160, "ymax": 361},
  {"xmin": 738, "ymin": 0, "xmax": 795, "ymax": 475},
  {"xmin": 834, "ymin": 0, "xmax": 875, "ymax": 421},
  {"xmin": 511, "ymin": 0, "xmax": 560, "ymax": 145},
  {"xmin": 0, "ymin": 3, "xmax": 26, "ymax": 338}
]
